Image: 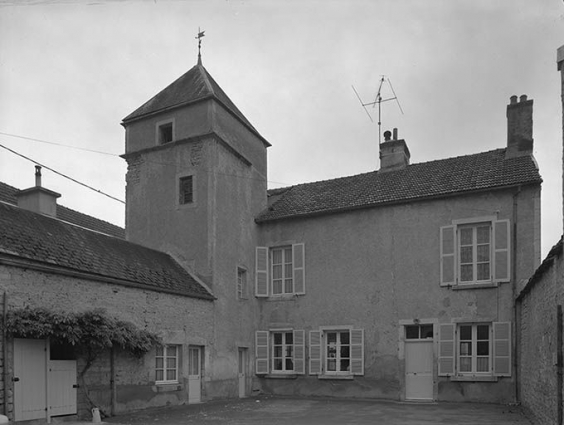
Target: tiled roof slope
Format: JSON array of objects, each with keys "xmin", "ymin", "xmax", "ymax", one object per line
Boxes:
[
  {"xmin": 257, "ymin": 149, "xmax": 542, "ymax": 223},
  {"xmin": 0, "ymin": 202, "xmax": 214, "ymax": 300},
  {"xmin": 122, "ymin": 64, "xmax": 265, "ymax": 141},
  {"xmin": 0, "ymin": 181, "xmax": 125, "ymax": 239}
]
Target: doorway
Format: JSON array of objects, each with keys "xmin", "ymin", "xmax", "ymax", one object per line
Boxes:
[
  {"xmin": 404, "ymin": 324, "xmax": 434, "ymax": 401},
  {"xmin": 238, "ymin": 348, "xmax": 248, "ymax": 398},
  {"xmin": 188, "ymin": 346, "xmax": 202, "ymax": 403}
]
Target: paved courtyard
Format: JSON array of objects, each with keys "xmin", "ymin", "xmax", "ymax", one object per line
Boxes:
[{"xmin": 101, "ymin": 397, "xmax": 532, "ymax": 425}]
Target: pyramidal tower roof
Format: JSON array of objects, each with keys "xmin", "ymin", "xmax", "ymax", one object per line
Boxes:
[{"xmin": 122, "ymin": 62, "xmax": 265, "ymax": 142}]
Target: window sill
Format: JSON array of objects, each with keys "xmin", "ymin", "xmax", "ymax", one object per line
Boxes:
[
  {"xmin": 450, "ymin": 375, "xmax": 498, "ymax": 382},
  {"xmin": 264, "ymin": 295, "xmax": 300, "ymax": 302},
  {"xmin": 452, "ymin": 283, "xmax": 499, "ymax": 290},
  {"xmin": 153, "ymin": 382, "xmax": 183, "ymax": 392},
  {"xmin": 263, "ymin": 374, "xmax": 298, "ymax": 379},
  {"xmin": 318, "ymin": 374, "xmax": 354, "ymax": 380}
]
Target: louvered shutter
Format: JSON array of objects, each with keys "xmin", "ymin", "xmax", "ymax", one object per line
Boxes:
[
  {"xmin": 309, "ymin": 330, "xmax": 322, "ymax": 375},
  {"xmin": 493, "ymin": 322, "xmax": 511, "ymax": 377},
  {"xmin": 438, "ymin": 323, "xmax": 456, "ymax": 376},
  {"xmin": 293, "ymin": 243, "xmax": 306, "ymax": 295},
  {"xmin": 350, "ymin": 329, "xmax": 364, "ymax": 375},
  {"xmin": 293, "ymin": 330, "xmax": 305, "ymax": 374},
  {"xmin": 255, "ymin": 331, "xmax": 269, "ymax": 374},
  {"xmin": 255, "ymin": 247, "xmax": 269, "ymax": 297},
  {"xmin": 493, "ymin": 220, "xmax": 510, "ymax": 283},
  {"xmin": 440, "ymin": 225, "xmax": 456, "ymax": 286}
]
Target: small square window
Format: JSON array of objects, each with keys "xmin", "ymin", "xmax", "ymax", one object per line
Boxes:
[
  {"xmin": 179, "ymin": 176, "xmax": 193, "ymax": 205},
  {"xmin": 159, "ymin": 122, "xmax": 173, "ymax": 144}
]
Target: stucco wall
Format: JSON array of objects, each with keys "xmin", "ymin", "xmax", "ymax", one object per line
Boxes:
[
  {"xmin": 254, "ymin": 184, "xmax": 540, "ymax": 403},
  {"xmin": 518, "ymin": 243, "xmax": 564, "ymax": 425},
  {"xmin": 0, "ymin": 265, "xmax": 214, "ymax": 420}
]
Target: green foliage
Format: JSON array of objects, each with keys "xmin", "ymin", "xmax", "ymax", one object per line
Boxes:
[{"xmin": 6, "ymin": 307, "xmax": 160, "ymax": 358}]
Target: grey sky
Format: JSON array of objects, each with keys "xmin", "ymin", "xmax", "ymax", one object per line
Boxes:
[{"xmin": 0, "ymin": 0, "xmax": 562, "ymax": 258}]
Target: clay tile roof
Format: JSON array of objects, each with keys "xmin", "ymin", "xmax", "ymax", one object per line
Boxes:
[
  {"xmin": 122, "ymin": 64, "xmax": 266, "ymax": 144},
  {"xmin": 0, "ymin": 181, "xmax": 125, "ymax": 239},
  {"xmin": 257, "ymin": 149, "xmax": 542, "ymax": 223},
  {"xmin": 0, "ymin": 202, "xmax": 214, "ymax": 300}
]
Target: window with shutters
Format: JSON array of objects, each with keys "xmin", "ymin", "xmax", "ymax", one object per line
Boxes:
[
  {"xmin": 309, "ymin": 328, "xmax": 364, "ymax": 377},
  {"xmin": 155, "ymin": 344, "xmax": 180, "ymax": 384},
  {"xmin": 255, "ymin": 330, "xmax": 305, "ymax": 375},
  {"xmin": 440, "ymin": 218, "xmax": 510, "ymax": 287},
  {"xmin": 438, "ymin": 322, "xmax": 511, "ymax": 379},
  {"xmin": 255, "ymin": 244, "xmax": 305, "ymax": 297}
]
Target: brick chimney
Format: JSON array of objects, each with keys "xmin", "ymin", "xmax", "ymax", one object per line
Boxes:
[
  {"xmin": 16, "ymin": 166, "xmax": 60, "ymax": 217},
  {"xmin": 379, "ymin": 128, "xmax": 410, "ymax": 172},
  {"xmin": 506, "ymin": 94, "xmax": 534, "ymax": 158}
]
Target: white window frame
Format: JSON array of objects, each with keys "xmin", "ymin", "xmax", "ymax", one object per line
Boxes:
[
  {"xmin": 255, "ymin": 244, "xmax": 305, "ymax": 297},
  {"xmin": 457, "ymin": 323, "xmax": 491, "ymax": 376},
  {"xmin": 324, "ymin": 330, "xmax": 352, "ymax": 375},
  {"xmin": 309, "ymin": 326, "xmax": 364, "ymax": 377},
  {"xmin": 270, "ymin": 246, "xmax": 294, "ymax": 295},
  {"xmin": 155, "ymin": 344, "xmax": 180, "ymax": 384},
  {"xmin": 458, "ymin": 223, "xmax": 492, "ymax": 284},
  {"xmin": 156, "ymin": 118, "xmax": 175, "ymax": 145},
  {"xmin": 255, "ymin": 330, "xmax": 305, "ymax": 375},
  {"xmin": 271, "ymin": 330, "xmax": 295, "ymax": 374}
]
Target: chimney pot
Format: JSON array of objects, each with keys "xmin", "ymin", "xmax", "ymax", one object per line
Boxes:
[
  {"xmin": 510, "ymin": 95, "xmax": 518, "ymax": 105},
  {"xmin": 35, "ymin": 165, "xmax": 42, "ymax": 187},
  {"xmin": 519, "ymin": 94, "xmax": 528, "ymax": 102},
  {"xmin": 383, "ymin": 130, "xmax": 392, "ymax": 142},
  {"xmin": 392, "ymin": 128, "xmax": 398, "ymax": 140}
]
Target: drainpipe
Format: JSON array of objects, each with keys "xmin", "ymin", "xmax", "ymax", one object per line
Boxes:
[
  {"xmin": 3, "ymin": 292, "xmax": 8, "ymax": 417},
  {"xmin": 512, "ymin": 186, "xmax": 521, "ymax": 404},
  {"xmin": 110, "ymin": 347, "xmax": 116, "ymax": 416}
]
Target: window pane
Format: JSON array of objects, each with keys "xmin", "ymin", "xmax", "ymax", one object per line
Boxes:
[
  {"xmin": 340, "ymin": 331, "xmax": 350, "ymax": 344},
  {"xmin": 273, "ymin": 333, "xmax": 282, "ymax": 344},
  {"xmin": 285, "ymin": 346, "xmax": 293, "ymax": 358},
  {"xmin": 284, "ymin": 278, "xmax": 293, "ymax": 293},
  {"xmin": 477, "ymin": 325, "xmax": 489, "ymax": 340},
  {"xmin": 156, "ymin": 370, "xmax": 164, "ymax": 381},
  {"xmin": 405, "ymin": 325, "xmax": 419, "ymax": 339},
  {"xmin": 156, "ymin": 346, "xmax": 164, "ymax": 356},
  {"xmin": 460, "ymin": 228, "xmax": 473, "ymax": 245},
  {"xmin": 327, "ymin": 359, "xmax": 336, "ymax": 371},
  {"xmin": 167, "ymin": 346, "xmax": 177, "ymax": 356},
  {"xmin": 477, "ymin": 341, "xmax": 489, "ymax": 356},
  {"xmin": 340, "ymin": 346, "xmax": 350, "ymax": 358},
  {"xmin": 272, "ymin": 249, "xmax": 282, "ymax": 265},
  {"xmin": 340, "ymin": 359, "xmax": 350, "ymax": 372},
  {"xmin": 421, "ymin": 325, "xmax": 433, "ymax": 339},
  {"xmin": 285, "ymin": 332, "xmax": 293, "ymax": 344},
  {"xmin": 273, "ymin": 280, "xmax": 283, "ymax": 294},
  {"xmin": 477, "ymin": 244, "xmax": 490, "ymax": 262},
  {"xmin": 284, "ymin": 248, "xmax": 292, "ymax": 263},
  {"xmin": 272, "ymin": 264, "xmax": 282, "ymax": 279},
  {"xmin": 477, "ymin": 263, "xmax": 490, "ymax": 280},
  {"xmin": 156, "ymin": 358, "xmax": 163, "ymax": 368},
  {"xmin": 273, "ymin": 359, "xmax": 283, "ymax": 370},
  {"xmin": 327, "ymin": 332, "xmax": 336, "ymax": 344},
  {"xmin": 460, "ymin": 265, "xmax": 473, "ymax": 282},
  {"xmin": 477, "ymin": 357, "xmax": 489, "ymax": 372},
  {"xmin": 167, "ymin": 358, "xmax": 176, "ymax": 369},
  {"xmin": 285, "ymin": 359, "xmax": 294, "ymax": 371},
  {"xmin": 459, "ymin": 325, "xmax": 472, "ymax": 340},
  {"xmin": 166, "ymin": 370, "xmax": 176, "ymax": 381},
  {"xmin": 273, "ymin": 346, "xmax": 282, "ymax": 357},
  {"xmin": 460, "ymin": 246, "xmax": 473, "ymax": 263},
  {"xmin": 460, "ymin": 342, "xmax": 472, "ymax": 356},
  {"xmin": 477, "ymin": 226, "xmax": 490, "ymax": 244},
  {"xmin": 460, "ymin": 357, "xmax": 472, "ymax": 372}
]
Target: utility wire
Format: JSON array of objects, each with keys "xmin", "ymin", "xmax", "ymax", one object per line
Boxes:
[{"xmin": 0, "ymin": 143, "xmax": 125, "ymax": 204}]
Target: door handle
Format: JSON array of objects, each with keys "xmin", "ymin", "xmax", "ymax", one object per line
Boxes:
[{"xmin": 12, "ymin": 377, "xmax": 19, "ymax": 382}]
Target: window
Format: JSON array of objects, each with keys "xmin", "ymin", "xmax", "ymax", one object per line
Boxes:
[
  {"xmin": 237, "ymin": 267, "xmax": 247, "ymax": 300},
  {"xmin": 440, "ymin": 219, "xmax": 510, "ymax": 286},
  {"xmin": 309, "ymin": 328, "xmax": 364, "ymax": 376},
  {"xmin": 255, "ymin": 330, "xmax": 305, "ymax": 375},
  {"xmin": 179, "ymin": 176, "xmax": 193, "ymax": 205},
  {"xmin": 157, "ymin": 121, "xmax": 174, "ymax": 144},
  {"xmin": 438, "ymin": 322, "xmax": 511, "ymax": 378},
  {"xmin": 458, "ymin": 324, "xmax": 490, "ymax": 374},
  {"xmin": 156, "ymin": 345, "xmax": 179, "ymax": 383},
  {"xmin": 405, "ymin": 324, "xmax": 434, "ymax": 340},
  {"xmin": 255, "ymin": 244, "xmax": 305, "ymax": 297}
]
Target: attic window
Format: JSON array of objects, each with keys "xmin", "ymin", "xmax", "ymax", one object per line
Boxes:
[
  {"xmin": 158, "ymin": 121, "xmax": 173, "ymax": 144},
  {"xmin": 179, "ymin": 175, "xmax": 194, "ymax": 205}
]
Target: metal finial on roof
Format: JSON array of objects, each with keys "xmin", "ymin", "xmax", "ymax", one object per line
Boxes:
[{"xmin": 196, "ymin": 27, "xmax": 205, "ymax": 65}]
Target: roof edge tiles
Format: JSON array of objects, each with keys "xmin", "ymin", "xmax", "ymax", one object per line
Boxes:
[{"xmin": 257, "ymin": 148, "xmax": 541, "ymax": 223}]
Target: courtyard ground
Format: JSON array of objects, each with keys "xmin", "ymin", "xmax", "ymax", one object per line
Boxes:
[{"xmin": 96, "ymin": 396, "xmax": 533, "ymax": 425}]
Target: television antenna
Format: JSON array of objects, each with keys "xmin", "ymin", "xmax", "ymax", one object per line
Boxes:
[{"xmin": 352, "ymin": 76, "xmax": 404, "ymax": 144}]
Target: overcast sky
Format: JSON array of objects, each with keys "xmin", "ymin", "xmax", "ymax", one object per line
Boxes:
[{"xmin": 0, "ymin": 0, "xmax": 562, "ymax": 258}]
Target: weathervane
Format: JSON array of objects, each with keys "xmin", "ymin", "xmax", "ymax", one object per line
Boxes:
[
  {"xmin": 352, "ymin": 76, "xmax": 404, "ymax": 144},
  {"xmin": 196, "ymin": 27, "xmax": 205, "ymax": 64}
]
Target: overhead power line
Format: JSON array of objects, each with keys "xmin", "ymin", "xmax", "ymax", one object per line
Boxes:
[{"xmin": 0, "ymin": 143, "xmax": 125, "ymax": 204}]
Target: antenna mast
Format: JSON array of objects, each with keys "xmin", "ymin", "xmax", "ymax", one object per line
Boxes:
[{"xmin": 352, "ymin": 76, "xmax": 404, "ymax": 144}]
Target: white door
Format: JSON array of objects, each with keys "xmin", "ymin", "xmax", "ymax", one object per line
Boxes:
[
  {"xmin": 188, "ymin": 347, "xmax": 202, "ymax": 403},
  {"xmin": 49, "ymin": 360, "xmax": 77, "ymax": 416},
  {"xmin": 14, "ymin": 339, "xmax": 47, "ymax": 421},
  {"xmin": 238, "ymin": 348, "xmax": 247, "ymax": 398},
  {"xmin": 405, "ymin": 340, "xmax": 434, "ymax": 400}
]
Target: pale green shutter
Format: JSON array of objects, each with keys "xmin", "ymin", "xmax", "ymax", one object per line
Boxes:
[
  {"xmin": 293, "ymin": 330, "xmax": 305, "ymax": 374},
  {"xmin": 292, "ymin": 243, "xmax": 305, "ymax": 295},
  {"xmin": 255, "ymin": 247, "xmax": 269, "ymax": 297},
  {"xmin": 438, "ymin": 323, "xmax": 456, "ymax": 376},
  {"xmin": 309, "ymin": 330, "xmax": 322, "ymax": 375},
  {"xmin": 255, "ymin": 331, "xmax": 269, "ymax": 374},
  {"xmin": 493, "ymin": 220, "xmax": 510, "ymax": 283},
  {"xmin": 493, "ymin": 322, "xmax": 511, "ymax": 377},
  {"xmin": 440, "ymin": 225, "xmax": 456, "ymax": 286},
  {"xmin": 350, "ymin": 329, "xmax": 364, "ymax": 375}
]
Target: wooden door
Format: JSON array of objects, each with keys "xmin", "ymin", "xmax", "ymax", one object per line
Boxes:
[
  {"xmin": 405, "ymin": 340, "xmax": 434, "ymax": 401},
  {"xmin": 188, "ymin": 347, "xmax": 201, "ymax": 403},
  {"xmin": 14, "ymin": 339, "xmax": 47, "ymax": 421},
  {"xmin": 49, "ymin": 360, "xmax": 77, "ymax": 416},
  {"xmin": 238, "ymin": 348, "xmax": 247, "ymax": 398}
]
